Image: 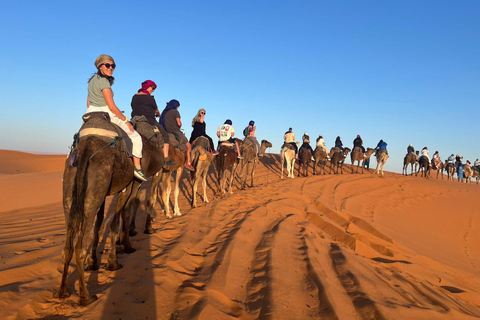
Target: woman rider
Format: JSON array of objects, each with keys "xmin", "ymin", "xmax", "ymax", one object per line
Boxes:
[{"xmin": 86, "ymin": 54, "xmax": 147, "ymax": 181}]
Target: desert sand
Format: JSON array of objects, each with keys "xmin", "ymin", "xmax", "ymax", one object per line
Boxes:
[{"xmin": 1, "ymin": 149, "xmax": 480, "ymax": 319}]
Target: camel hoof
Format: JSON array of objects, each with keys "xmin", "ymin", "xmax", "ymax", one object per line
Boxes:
[
  {"xmin": 79, "ymin": 295, "xmax": 98, "ymax": 306},
  {"xmin": 144, "ymin": 227, "xmax": 155, "ymax": 234},
  {"xmin": 54, "ymin": 289, "xmax": 71, "ymax": 299},
  {"xmin": 124, "ymin": 246, "xmax": 136, "ymax": 254},
  {"xmin": 85, "ymin": 261, "xmax": 99, "ymax": 271},
  {"xmin": 166, "ymin": 214, "xmax": 174, "ymax": 219},
  {"xmin": 174, "ymin": 212, "xmax": 182, "ymax": 217},
  {"xmin": 129, "ymin": 230, "xmax": 137, "ymax": 237},
  {"xmin": 107, "ymin": 262, "xmax": 123, "ymax": 271}
]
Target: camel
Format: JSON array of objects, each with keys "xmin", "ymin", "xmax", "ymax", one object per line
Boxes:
[
  {"xmin": 402, "ymin": 151, "xmax": 419, "ymax": 175},
  {"xmin": 161, "ymin": 144, "xmax": 186, "ymax": 218},
  {"xmin": 416, "ymin": 156, "xmax": 431, "ymax": 178},
  {"xmin": 463, "ymin": 163, "xmax": 473, "ymax": 183},
  {"xmin": 472, "ymin": 167, "xmax": 480, "ymax": 184},
  {"xmin": 446, "ymin": 162, "xmax": 456, "ymax": 181},
  {"xmin": 128, "ymin": 136, "xmax": 165, "ymax": 235},
  {"xmin": 313, "ymin": 146, "xmax": 333, "ymax": 175},
  {"xmin": 297, "ymin": 144, "xmax": 313, "ymax": 177},
  {"xmin": 373, "ymin": 149, "xmax": 389, "ymax": 176},
  {"xmin": 431, "ymin": 159, "xmax": 446, "ymax": 179},
  {"xmin": 190, "ymin": 137, "xmax": 213, "ymax": 207},
  {"xmin": 281, "ymin": 143, "xmax": 297, "ymax": 179},
  {"xmin": 330, "ymin": 147, "xmax": 351, "ymax": 174},
  {"xmin": 237, "ymin": 139, "xmax": 272, "ymax": 188},
  {"xmin": 216, "ymin": 140, "xmax": 240, "ymax": 195},
  {"xmin": 351, "ymin": 147, "xmax": 376, "ymax": 174},
  {"xmin": 57, "ymin": 135, "xmax": 138, "ymax": 305}
]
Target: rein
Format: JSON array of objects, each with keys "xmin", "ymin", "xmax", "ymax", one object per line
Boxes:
[{"xmin": 89, "ymin": 137, "xmax": 121, "ymax": 160}]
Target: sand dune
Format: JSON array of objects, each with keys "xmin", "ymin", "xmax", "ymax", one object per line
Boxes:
[{"xmin": 1, "ymin": 150, "xmax": 480, "ymax": 319}]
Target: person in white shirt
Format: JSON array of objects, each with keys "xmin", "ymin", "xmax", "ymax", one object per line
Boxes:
[{"xmin": 217, "ymin": 119, "xmax": 242, "ymax": 159}]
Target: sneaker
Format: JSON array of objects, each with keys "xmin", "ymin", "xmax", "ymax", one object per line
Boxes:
[
  {"xmin": 363, "ymin": 154, "xmax": 367, "ymax": 158},
  {"xmin": 237, "ymin": 155, "xmax": 243, "ymax": 159},
  {"xmin": 212, "ymin": 151, "xmax": 219, "ymax": 156},
  {"xmin": 134, "ymin": 168, "xmax": 147, "ymax": 182},
  {"xmin": 311, "ymin": 157, "xmax": 315, "ymax": 161},
  {"xmin": 185, "ymin": 163, "xmax": 195, "ymax": 171},
  {"xmin": 164, "ymin": 160, "xmax": 177, "ymax": 167}
]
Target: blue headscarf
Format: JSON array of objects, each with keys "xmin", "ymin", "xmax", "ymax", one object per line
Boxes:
[
  {"xmin": 159, "ymin": 99, "xmax": 180, "ymax": 128},
  {"xmin": 224, "ymin": 119, "xmax": 232, "ymax": 125}
]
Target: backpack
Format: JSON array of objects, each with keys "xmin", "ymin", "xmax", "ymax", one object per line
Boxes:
[{"xmin": 243, "ymin": 126, "xmax": 249, "ymax": 137}]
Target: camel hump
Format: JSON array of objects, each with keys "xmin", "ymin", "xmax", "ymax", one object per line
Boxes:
[
  {"xmin": 78, "ymin": 112, "xmax": 133, "ymax": 157},
  {"xmin": 193, "ymin": 136, "xmax": 209, "ymax": 150}
]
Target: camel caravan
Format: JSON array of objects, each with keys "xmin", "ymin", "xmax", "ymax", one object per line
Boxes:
[
  {"xmin": 56, "ymin": 54, "xmax": 477, "ymax": 305},
  {"xmin": 402, "ymin": 144, "xmax": 480, "ymax": 184},
  {"xmin": 281, "ymin": 131, "xmax": 390, "ymax": 178}
]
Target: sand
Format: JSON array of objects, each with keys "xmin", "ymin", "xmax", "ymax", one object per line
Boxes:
[{"xmin": 1, "ymin": 150, "xmax": 480, "ymax": 319}]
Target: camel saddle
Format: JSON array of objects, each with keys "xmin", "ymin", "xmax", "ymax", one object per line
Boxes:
[
  {"xmin": 219, "ymin": 141, "xmax": 234, "ymax": 149},
  {"xmin": 77, "ymin": 112, "xmax": 132, "ymax": 157},
  {"xmin": 192, "ymin": 136, "xmax": 210, "ymax": 150},
  {"xmin": 281, "ymin": 142, "xmax": 296, "ymax": 151},
  {"xmin": 131, "ymin": 115, "xmax": 164, "ymax": 147},
  {"xmin": 167, "ymin": 132, "xmax": 187, "ymax": 152},
  {"xmin": 243, "ymin": 137, "xmax": 259, "ymax": 155}
]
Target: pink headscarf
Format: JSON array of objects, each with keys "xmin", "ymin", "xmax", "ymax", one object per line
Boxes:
[{"xmin": 138, "ymin": 80, "xmax": 157, "ymax": 95}]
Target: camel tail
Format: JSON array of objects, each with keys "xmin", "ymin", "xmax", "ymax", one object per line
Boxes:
[
  {"xmin": 68, "ymin": 143, "xmax": 94, "ymax": 232},
  {"xmin": 190, "ymin": 147, "xmax": 201, "ymax": 180}
]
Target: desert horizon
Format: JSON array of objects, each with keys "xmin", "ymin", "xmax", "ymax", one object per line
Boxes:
[{"xmin": 1, "ymin": 149, "xmax": 480, "ymax": 319}]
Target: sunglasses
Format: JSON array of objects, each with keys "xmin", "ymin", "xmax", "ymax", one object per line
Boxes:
[
  {"xmin": 103, "ymin": 63, "xmax": 116, "ymax": 69},
  {"xmin": 200, "ymin": 112, "xmax": 205, "ymax": 115}
]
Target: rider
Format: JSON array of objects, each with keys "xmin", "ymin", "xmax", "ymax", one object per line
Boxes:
[
  {"xmin": 316, "ymin": 134, "xmax": 330, "ymax": 159},
  {"xmin": 245, "ymin": 120, "xmax": 261, "ymax": 156},
  {"xmin": 432, "ymin": 151, "xmax": 441, "ymax": 167},
  {"xmin": 455, "ymin": 154, "xmax": 463, "ymax": 169},
  {"xmin": 447, "ymin": 154, "xmax": 455, "ymax": 164},
  {"xmin": 474, "ymin": 159, "xmax": 480, "ymax": 172},
  {"xmin": 299, "ymin": 132, "xmax": 314, "ymax": 156},
  {"xmin": 130, "ymin": 80, "xmax": 176, "ymax": 167},
  {"xmin": 353, "ymin": 135, "xmax": 366, "ymax": 157},
  {"xmin": 284, "ymin": 128, "xmax": 298, "ymax": 159},
  {"xmin": 407, "ymin": 144, "xmax": 415, "ymax": 154},
  {"xmin": 421, "ymin": 147, "xmax": 431, "ymax": 165},
  {"xmin": 217, "ymin": 119, "xmax": 242, "ymax": 159},
  {"xmin": 159, "ymin": 99, "xmax": 195, "ymax": 171},
  {"xmin": 87, "ymin": 54, "xmax": 147, "ymax": 181},
  {"xmin": 375, "ymin": 139, "xmax": 388, "ymax": 155},
  {"xmin": 189, "ymin": 108, "xmax": 217, "ymax": 156}
]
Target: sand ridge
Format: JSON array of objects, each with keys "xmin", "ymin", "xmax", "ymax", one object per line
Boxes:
[{"xmin": 0, "ymin": 150, "xmax": 480, "ymax": 319}]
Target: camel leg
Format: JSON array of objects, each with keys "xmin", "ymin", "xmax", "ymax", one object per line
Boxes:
[
  {"xmin": 76, "ymin": 202, "xmax": 100, "ymax": 305},
  {"xmin": 202, "ymin": 168, "xmax": 209, "ymax": 204},
  {"xmin": 87, "ymin": 201, "xmax": 105, "ymax": 271},
  {"xmin": 228, "ymin": 163, "xmax": 238, "ymax": 194},
  {"xmin": 56, "ymin": 216, "xmax": 78, "ymax": 299},
  {"xmin": 250, "ymin": 161, "xmax": 256, "ymax": 187},
  {"xmin": 118, "ymin": 184, "xmax": 136, "ymax": 254},
  {"xmin": 280, "ymin": 150, "xmax": 285, "ymax": 179},
  {"xmin": 127, "ymin": 180, "xmax": 142, "ymax": 237},
  {"xmin": 173, "ymin": 168, "xmax": 183, "ymax": 216},
  {"xmin": 192, "ymin": 173, "xmax": 198, "ymax": 208},
  {"xmin": 145, "ymin": 172, "xmax": 161, "ymax": 234},
  {"xmin": 162, "ymin": 172, "xmax": 174, "ymax": 219}
]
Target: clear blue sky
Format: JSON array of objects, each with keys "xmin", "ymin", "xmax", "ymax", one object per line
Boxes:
[{"xmin": 1, "ymin": 1, "xmax": 479, "ymax": 173}]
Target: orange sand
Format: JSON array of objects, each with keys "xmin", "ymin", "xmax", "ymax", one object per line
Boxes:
[{"xmin": 1, "ymin": 150, "xmax": 480, "ymax": 319}]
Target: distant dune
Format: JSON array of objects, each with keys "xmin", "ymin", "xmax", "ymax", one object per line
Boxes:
[{"xmin": 0, "ymin": 150, "xmax": 479, "ymax": 319}]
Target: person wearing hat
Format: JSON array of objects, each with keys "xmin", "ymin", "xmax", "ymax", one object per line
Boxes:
[
  {"xmin": 433, "ymin": 151, "xmax": 441, "ymax": 168},
  {"xmin": 407, "ymin": 144, "xmax": 415, "ymax": 154},
  {"xmin": 244, "ymin": 120, "xmax": 261, "ymax": 156},
  {"xmin": 131, "ymin": 80, "xmax": 176, "ymax": 167},
  {"xmin": 87, "ymin": 54, "xmax": 147, "ymax": 181},
  {"xmin": 455, "ymin": 154, "xmax": 463, "ymax": 170},
  {"xmin": 299, "ymin": 132, "xmax": 314, "ymax": 157},
  {"xmin": 447, "ymin": 154, "xmax": 455, "ymax": 164},
  {"xmin": 375, "ymin": 139, "xmax": 388, "ymax": 155},
  {"xmin": 217, "ymin": 119, "xmax": 242, "ymax": 159},
  {"xmin": 190, "ymin": 108, "xmax": 217, "ymax": 156},
  {"xmin": 159, "ymin": 99, "xmax": 195, "ymax": 171},
  {"xmin": 353, "ymin": 135, "xmax": 366, "ymax": 157},
  {"xmin": 284, "ymin": 128, "xmax": 298, "ymax": 159}
]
